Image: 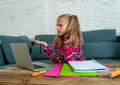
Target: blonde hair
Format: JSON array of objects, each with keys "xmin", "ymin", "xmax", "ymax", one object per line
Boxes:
[{"xmin": 55, "ymin": 14, "xmax": 83, "ymax": 48}]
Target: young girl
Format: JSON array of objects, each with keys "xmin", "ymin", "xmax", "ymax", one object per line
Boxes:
[{"xmin": 35, "ymin": 14, "xmax": 85, "ymax": 63}]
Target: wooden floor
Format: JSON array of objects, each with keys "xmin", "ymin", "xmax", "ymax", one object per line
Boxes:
[{"xmin": 0, "ymin": 63, "xmax": 120, "ymax": 85}]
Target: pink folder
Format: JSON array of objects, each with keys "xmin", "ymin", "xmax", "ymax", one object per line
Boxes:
[
  {"xmin": 43, "ymin": 64, "xmax": 79, "ymax": 78},
  {"xmin": 43, "ymin": 64, "xmax": 63, "ymax": 77}
]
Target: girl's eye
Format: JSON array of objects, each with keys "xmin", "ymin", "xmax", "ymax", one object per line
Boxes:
[
  {"xmin": 59, "ymin": 25, "xmax": 62, "ymax": 27},
  {"xmin": 59, "ymin": 24, "xmax": 63, "ymax": 27},
  {"xmin": 57, "ymin": 24, "xmax": 63, "ymax": 27}
]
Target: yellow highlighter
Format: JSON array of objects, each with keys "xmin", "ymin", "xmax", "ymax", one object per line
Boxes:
[
  {"xmin": 111, "ymin": 69, "xmax": 120, "ymax": 78},
  {"xmin": 32, "ymin": 70, "xmax": 47, "ymax": 77}
]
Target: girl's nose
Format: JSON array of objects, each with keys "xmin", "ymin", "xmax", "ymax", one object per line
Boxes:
[{"xmin": 56, "ymin": 26, "xmax": 59, "ymax": 30}]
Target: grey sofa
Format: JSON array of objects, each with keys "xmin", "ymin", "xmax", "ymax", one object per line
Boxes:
[
  {"xmin": 0, "ymin": 29, "xmax": 120, "ymax": 68},
  {"xmin": 34, "ymin": 29, "xmax": 120, "ymax": 62}
]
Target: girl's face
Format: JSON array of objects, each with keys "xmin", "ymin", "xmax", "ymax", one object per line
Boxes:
[{"xmin": 56, "ymin": 17, "xmax": 69, "ymax": 36}]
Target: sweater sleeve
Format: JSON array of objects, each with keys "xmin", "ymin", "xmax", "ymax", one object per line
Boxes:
[
  {"xmin": 44, "ymin": 45, "xmax": 52, "ymax": 56},
  {"xmin": 44, "ymin": 44, "xmax": 65, "ymax": 63}
]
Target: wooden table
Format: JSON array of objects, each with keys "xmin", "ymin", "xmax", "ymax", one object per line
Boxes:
[{"xmin": 0, "ymin": 63, "xmax": 120, "ymax": 85}]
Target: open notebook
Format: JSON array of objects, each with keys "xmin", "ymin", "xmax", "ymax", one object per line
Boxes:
[
  {"xmin": 68, "ymin": 59, "xmax": 108, "ymax": 72},
  {"xmin": 60, "ymin": 63, "xmax": 99, "ymax": 77}
]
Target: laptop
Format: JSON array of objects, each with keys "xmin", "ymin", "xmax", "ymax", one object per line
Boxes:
[{"xmin": 10, "ymin": 43, "xmax": 53, "ymax": 71}]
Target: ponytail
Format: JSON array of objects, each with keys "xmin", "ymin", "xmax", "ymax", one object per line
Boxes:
[{"xmin": 67, "ymin": 15, "xmax": 83, "ymax": 46}]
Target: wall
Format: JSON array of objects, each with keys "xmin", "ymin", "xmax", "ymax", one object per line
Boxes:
[
  {"xmin": 0, "ymin": 0, "xmax": 54, "ymax": 39},
  {"xmin": 55, "ymin": 0, "xmax": 120, "ymax": 33},
  {"xmin": 0, "ymin": 0, "xmax": 120, "ymax": 39}
]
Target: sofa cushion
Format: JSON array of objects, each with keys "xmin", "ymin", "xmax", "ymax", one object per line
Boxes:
[
  {"xmin": 1, "ymin": 35, "xmax": 25, "ymax": 64},
  {"xmin": 0, "ymin": 44, "xmax": 5, "ymax": 66},
  {"xmin": 83, "ymin": 42, "xmax": 120, "ymax": 59},
  {"xmin": 82, "ymin": 29, "xmax": 117, "ymax": 43},
  {"xmin": 31, "ymin": 44, "xmax": 54, "ymax": 60},
  {"xmin": 32, "ymin": 35, "xmax": 55, "ymax": 59},
  {"xmin": 40, "ymin": 44, "xmax": 54, "ymax": 59},
  {"xmin": 19, "ymin": 35, "xmax": 32, "ymax": 52},
  {"xmin": 31, "ymin": 45, "xmax": 42, "ymax": 60}
]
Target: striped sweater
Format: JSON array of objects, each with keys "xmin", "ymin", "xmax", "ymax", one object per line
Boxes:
[{"xmin": 44, "ymin": 43, "xmax": 85, "ymax": 63}]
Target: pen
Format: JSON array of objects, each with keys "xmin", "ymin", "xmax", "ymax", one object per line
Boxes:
[
  {"xmin": 32, "ymin": 70, "xmax": 47, "ymax": 77},
  {"xmin": 37, "ymin": 67, "xmax": 51, "ymax": 72}
]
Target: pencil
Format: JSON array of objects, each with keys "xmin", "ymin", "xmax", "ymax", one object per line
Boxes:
[{"xmin": 110, "ymin": 70, "xmax": 120, "ymax": 78}]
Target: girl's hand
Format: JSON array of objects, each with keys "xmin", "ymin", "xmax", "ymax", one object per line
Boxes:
[
  {"xmin": 64, "ymin": 35, "xmax": 73, "ymax": 45},
  {"xmin": 35, "ymin": 40, "xmax": 48, "ymax": 47}
]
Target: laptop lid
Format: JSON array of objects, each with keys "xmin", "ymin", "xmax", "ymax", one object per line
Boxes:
[
  {"xmin": 10, "ymin": 43, "xmax": 54, "ymax": 71},
  {"xmin": 10, "ymin": 43, "xmax": 35, "ymax": 71}
]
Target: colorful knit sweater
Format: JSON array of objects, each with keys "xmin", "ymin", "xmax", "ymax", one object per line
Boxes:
[{"xmin": 44, "ymin": 43, "xmax": 85, "ymax": 63}]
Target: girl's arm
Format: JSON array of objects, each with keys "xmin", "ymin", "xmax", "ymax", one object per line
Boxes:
[
  {"xmin": 35, "ymin": 40, "xmax": 60, "ymax": 63},
  {"xmin": 44, "ymin": 44, "xmax": 65, "ymax": 63}
]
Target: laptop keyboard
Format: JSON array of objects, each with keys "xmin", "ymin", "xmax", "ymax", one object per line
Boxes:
[{"xmin": 33, "ymin": 64, "xmax": 45, "ymax": 69}]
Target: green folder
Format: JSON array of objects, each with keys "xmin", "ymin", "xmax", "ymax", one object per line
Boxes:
[{"xmin": 60, "ymin": 63, "xmax": 99, "ymax": 77}]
